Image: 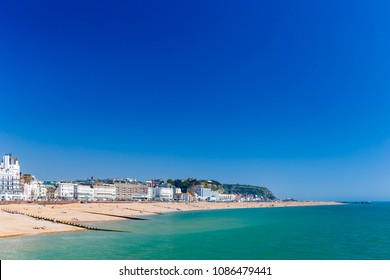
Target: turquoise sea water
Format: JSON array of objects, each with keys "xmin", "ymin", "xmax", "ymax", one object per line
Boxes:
[{"xmin": 1, "ymin": 202, "xmax": 390, "ymax": 260}]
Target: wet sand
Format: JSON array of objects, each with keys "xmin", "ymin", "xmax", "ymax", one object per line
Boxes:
[{"xmin": 0, "ymin": 201, "xmax": 343, "ymax": 238}]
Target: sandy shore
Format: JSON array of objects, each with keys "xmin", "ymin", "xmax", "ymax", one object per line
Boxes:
[{"xmin": 0, "ymin": 201, "xmax": 343, "ymax": 238}]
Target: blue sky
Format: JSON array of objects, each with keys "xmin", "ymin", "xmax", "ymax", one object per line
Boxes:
[{"xmin": 1, "ymin": 0, "xmax": 390, "ymax": 200}]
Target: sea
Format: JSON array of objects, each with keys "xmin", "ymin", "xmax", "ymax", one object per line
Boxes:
[{"xmin": 1, "ymin": 202, "xmax": 390, "ymax": 260}]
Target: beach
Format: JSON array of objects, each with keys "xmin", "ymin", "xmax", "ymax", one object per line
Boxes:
[{"xmin": 0, "ymin": 201, "xmax": 343, "ymax": 238}]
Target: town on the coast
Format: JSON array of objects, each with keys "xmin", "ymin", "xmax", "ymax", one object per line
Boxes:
[
  {"xmin": 0, "ymin": 153, "xmax": 278, "ymax": 203},
  {"xmin": 0, "ymin": 153, "xmax": 343, "ymax": 239}
]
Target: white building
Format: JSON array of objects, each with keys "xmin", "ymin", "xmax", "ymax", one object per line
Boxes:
[
  {"xmin": 57, "ymin": 183, "xmax": 76, "ymax": 200},
  {"xmin": 75, "ymin": 184, "xmax": 93, "ymax": 201},
  {"xmin": 153, "ymin": 187, "xmax": 173, "ymax": 201},
  {"xmin": 217, "ymin": 193, "xmax": 236, "ymax": 202},
  {"xmin": 23, "ymin": 176, "xmax": 47, "ymax": 201},
  {"xmin": 38, "ymin": 184, "xmax": 48, "ymax": 200},
  {"xmin": 195, "ymin": 187, "xmax": 220, "ymax": 201},
  {"xmin": 132, "ymin": 187, "xmax": 153, "ymax": 201},
  {"xmin": 148, "ymin": 187, "xmax": 153, "ymax": 200},
  {"xmin": 0, "ymin": 154, "xmax": 23, "ymax": 200},
  {"xmin": 93, "ymin": 184, "xmax": 116, "ymax": 201},
  {"xmin": 173, "ymin": 187, "xmax": 182, "ymax": 194}
]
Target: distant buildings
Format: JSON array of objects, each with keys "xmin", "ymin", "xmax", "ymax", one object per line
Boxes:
[
  {"xmin": 0, "ymin": 153, "xmax": 256, "ymax": 203},
  {"xmin": 48, "ymin": 181, "xmax": 174, "ymax": 202},
  {"xmin": 217, "ymin": 193, "xmax": 236, "ymax": 202},
  {"xmin": 195, "ymin": 187, "xmax": 236, "ymax": 202}
]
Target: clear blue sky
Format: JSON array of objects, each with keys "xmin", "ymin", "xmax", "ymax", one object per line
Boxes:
[{"xmin": 1, "ymin": 0, "xmax": 390, "ymax": 200}]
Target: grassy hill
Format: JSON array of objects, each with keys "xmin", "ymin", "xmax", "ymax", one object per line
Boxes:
[
  {"xmin": 168, "ymin": 178, "xmax": 277, "ymax": 200},
  {"xmin": 222, "ymin": 184, "xmax": 277, "ymax": 200}
]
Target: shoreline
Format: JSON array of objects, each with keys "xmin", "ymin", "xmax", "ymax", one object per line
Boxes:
[{"xmin": 0, "ymin": 201, "xmax": 344, "ymax": 238}]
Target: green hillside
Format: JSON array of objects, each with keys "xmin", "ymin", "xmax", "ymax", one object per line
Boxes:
[
  {"xmin": 222, "ymin": 184, "xmax": 277, "ymax": 200},
  {"xmin": 168, "ymin": 178, "xmax": 277, "ymax": 200}
]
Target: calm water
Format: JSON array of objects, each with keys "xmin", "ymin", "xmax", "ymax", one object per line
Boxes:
[{"xmin": 1, "ymin": 202, "xmax": 390, "ymax": 260}]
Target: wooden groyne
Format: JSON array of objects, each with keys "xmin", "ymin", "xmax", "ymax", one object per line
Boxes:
[
  {"xmin": 82, "ymin": 211, "xmax": 148, "ymax": 220},
  {"xmin": 123, "ymin": 207, "xmax": 163, "ymax": 215},
  {"xmin": 1, "ymin": 208, "xmax": 130, "ymax": 233}
]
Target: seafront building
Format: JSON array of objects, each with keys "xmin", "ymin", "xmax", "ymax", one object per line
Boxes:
[
  {"xmin": 44, "ymin": 184, "xmax": 57, "ymax": 200},
  {"xmin": 195, "ymin": 187, "xmax": 213, "ymax": 198},
  {"xmin": 23, "ymin": 175, "xmax": 47, "ymax": 201},
  {"xmin": 92, "ymin": 184, "xmax": 116, "ymax": 201},
  {"xmin": 57, "ymin": 183, "xmax": 77, "ymax": 200},
  {"xmin": 115, "ymin": 183, "xmax": 152, "ymax": 201},
  {"xmin": 173, "ymin": 191, "xmax": 193, "ymax": 202},
  {"xmin": 195, "ymin": 187, "xmax": 219, "ymax": 201},
  {"xmin": 217, "ymin": 193, "xmax": 236, "ymax": 202},
  {"xmin": 153, "ymin": 187, "xmax": 174, "ymax": 201},
  {"xmin": 0, "ymin": 154, "xmax": 23, "ymax": 200},
  {"xmin": 194, "ymin": 187, "xmax": 237, "ymax": 202},
  {"xmin": 74, "ymin": 184, "xmax": 93, "ymax": 201},
  {"xmin": 57, "ymin": 183, "xmax": 98, "ymax": 201}
]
